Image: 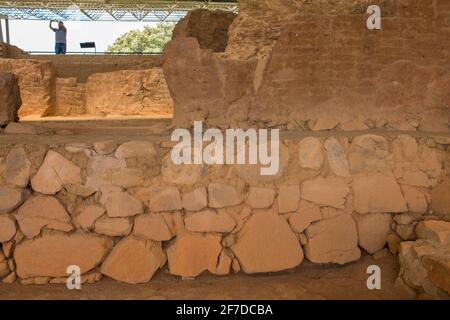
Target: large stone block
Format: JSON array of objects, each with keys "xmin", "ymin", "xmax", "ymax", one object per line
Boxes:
[
  {"xmin": 14, "ymin": 233, "xmax": 113, "ymax": 278},
  {"xmin": 231, "ymin": 210, "xmax": 303, "ymax": 273}
]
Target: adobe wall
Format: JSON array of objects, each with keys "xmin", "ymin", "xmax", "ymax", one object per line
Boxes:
[
  {"xmin": 164, "ymin": 0, "xmax": 449, "ymax": 131},
  {"xmin": 0, "ymin": 132, "xmax": 448, "ymax": 296}
]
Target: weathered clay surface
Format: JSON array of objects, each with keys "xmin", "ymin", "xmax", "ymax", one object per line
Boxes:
[
  {"xmin": 172, "ymin": 9, "xmax": 236, "ymax": 52},
  {"xmin": 85, "ymin": 69, "xmax": 173, "ymax": 117},
  {"xmin": 0, "ymin": 72, "xmax": 21, "ymax": 125}
]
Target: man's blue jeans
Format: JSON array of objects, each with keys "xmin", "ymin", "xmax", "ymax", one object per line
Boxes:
[{"xmin": 55, "ymin": 43, "xmax": 66, "ymax": 55}]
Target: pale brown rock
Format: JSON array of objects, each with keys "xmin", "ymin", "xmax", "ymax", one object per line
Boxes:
[
  {"xmin": 396, "ymin": 224, "xmax": 416, "ymax": 241},
  {"xmin": 288, "ymin": 201, "xmax": 322, "ymax": 233},
  {"xmin": 133, "ymin": 213, "xmax": 173, "ymax": 241},
  {"xmin": 107, "ymin": 168, "xmax": 145, "ymax": 188},
  {"xmin": 416, "ymin": 145, "xmax": 442, "ymax": 179},
  {"xmin": 305, "ymin": 214, "xmax": 361, "ymax": 265},
  {"xmin": 208, "ymin": 183, "xmax": 243, "ymax": 208},
  {"xmin": 166, "ymin": 232, "xmax": 222, "ymax": 277},
  {"xmin": 94, "ymin": 217, "xmax": 132, "ymax": 237},
  {"xmin": 298, "ymin": 137, "xmax": 323, "ymax": 170},
  {"xmin": 401, "ymin": 185, "xmax": 428, "ymax": 214},
  {"xmin": 3, "ymin": 148, "xmax": 31, "ymax": 188},
  {"xmin": 93, "ymin": 141, "xmax": 118, "ymax": 155},
  {"xmin": 392, "ymin": 135, "xmax": 418, "ymax": 161},
  {"xmin": 75, "ymin": 205, "xmax": 105, "ymax": 230},
  {"xmin": 149, "ymin": 186, "xmax": 182, "ymax": 212},
  {"xmin": 16, "ymin": 195, "xmax": 72, "ymax": 239},
  {"xmin": 115, "ymin": 141, "xmax": 157, "ymax": 159},
  {"xmin": 182, "ymin": 187, "xmax": 208, "ymax": 211},
  {"xmin": 0, "ymin": 72, "xmax": 21, "ymax": 125},
  {"xmin": 2, "ymin": 271, "xmax": 16, "ymax": 283},
  {"xmin": 64, "ymin": 184, "xmax": 96, "ymax": 198},
  {"xmin": 85, "ymin": 156, "xmax": 126, "ymax": 191},
  {"xmin": 0, "ymin": 186, "xmax": 28, "ymax": 213},
  {"xmin": 416, "ymin": 220, "xmax": 450, "ymax": 245},
  {"xmin": 312, "ymin": 118, "xmax": 339, "ymax": 131},
  {"xmin": 277, "ymin": 185, "xmax": 300, "ymax": 213},
  {"xmin": 161, "ymin": 154, "xmax": 204, "ymax": 186},
  {"xmin": 105, "ymin": 190, "xmax": 144, "ymax": 217},
  {"xmin": 213, "ymin": 250, "xmax": 232, "ymax": 276},
  {"xmin": 430, "ymin": 180, "xmax": 450, "ymax": 217},
  {"xmin": 15, "ymin": 233, "xmax": 112, "ymax": 278},
  {"xmin": 324, "ymin": 137, "xmax": 351, "ymax": 177},
  {"xmin": 31, "ymin": 150, "xmax": 81, "ymax": 195},
  {"xmin": 394, "ymin": 213, "xmax": 423, "ymax": 225},
  {"xmin": 231, "ymin": 210, "xmax": 303, "ymax": 273},
  {"xmin": 246, "ymin": 187, "xmax": 276, "ymax": 209},
  {"xmin": 387, "ymin": 233, "xmax": 402, "ymax": 254},
  {"xmin": 354, "ymin": 213, "xmax": 392, "ymax": 254},
  {"xmin": 185, "ymin": 209, "xmax": 236, "ymax": 233},
  {"xmin": 352, "ymin": 173, "xmax": 407, "ymax": 214},
  {"xmin": 100, "ymin": 236, "xmax": 165, "ymax": 284},
  {"xmin": 301, "ymin": 177, "xmax": 349, "ymax": 209},
  {"xmin": 0, "ymin": 215, "xmax": 16, "ymax": 242},
  {"xmin": 348, "ymin": 135, "xmax": 389, "ymax": 173}
]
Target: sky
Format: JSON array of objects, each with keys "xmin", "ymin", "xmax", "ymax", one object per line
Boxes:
[{"xmin": 7, "ymin": 20, "xmax": 158, "ymax": 53}]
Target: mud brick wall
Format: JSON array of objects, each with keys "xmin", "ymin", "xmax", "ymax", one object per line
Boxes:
[
  {"xmin": 0, "ymin": 133, "xmax": 448, "ymax": 293},
  {"xmin": 164, "ymin": 0, "xmax": 450, "ymax": 130}
]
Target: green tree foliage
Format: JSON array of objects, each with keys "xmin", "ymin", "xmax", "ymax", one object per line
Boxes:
[{"xmin": 107, "ymin": 22, "xmax": 174, "ymax": 53}]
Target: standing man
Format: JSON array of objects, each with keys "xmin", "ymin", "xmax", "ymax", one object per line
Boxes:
[{"xmin": 49, "ymin": 20, "xmax": 67, "ymax": 55}]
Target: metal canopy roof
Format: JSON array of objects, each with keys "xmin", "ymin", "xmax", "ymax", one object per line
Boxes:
[{"xmin": 0, "ymin": 1, "xmax": 238, "ymax": 22}]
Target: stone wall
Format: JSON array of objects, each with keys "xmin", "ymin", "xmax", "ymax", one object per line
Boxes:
[
  {"xmin": 0, "ymin": 72, "xmax": 21, "ymax": 125},
  {"xmin": 163, "ymin": 0, "xmax": 450, "ymax": 130},
  {"xmin": 0, "ymin": 132, "xmax": 448, "ymax": 295}
]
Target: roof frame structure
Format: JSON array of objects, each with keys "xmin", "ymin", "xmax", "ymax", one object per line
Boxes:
[{"xmin": 0, "ymin": 1, "xmax": 239, "ymax": 22}]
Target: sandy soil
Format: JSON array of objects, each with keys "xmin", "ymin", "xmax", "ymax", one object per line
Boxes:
[{"xmin": 0, "ymin": 254, "xmax": 415, "ymax": 300}]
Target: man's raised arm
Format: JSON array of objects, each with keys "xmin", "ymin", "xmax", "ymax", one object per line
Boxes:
[{"xmin": 49, "ymin": 20, "xmax": 56, "ymax": 31}]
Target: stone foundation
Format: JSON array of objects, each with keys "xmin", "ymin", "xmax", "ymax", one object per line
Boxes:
[{"xmin": 0, "ymin": 131, "xmax": 448, "ymax": 295}]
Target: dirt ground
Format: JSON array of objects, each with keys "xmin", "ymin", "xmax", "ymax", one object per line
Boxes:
[{"xmin": 0, "ymin": 254, "xmax": 416, "ymax": 300}]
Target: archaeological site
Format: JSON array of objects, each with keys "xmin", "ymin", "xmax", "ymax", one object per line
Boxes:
[{"xmin": 0, "ymin": 0, "xmax": 449, "ymax": 302}]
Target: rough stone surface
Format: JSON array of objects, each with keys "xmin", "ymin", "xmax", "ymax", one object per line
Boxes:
[
  {"xmin": 172, "ymin": 9, "xmax": 236, "ymax": 52},
  {"xmin": 430, "ymin": 180, "xmax": 450, "ymax": 217},
  {"xmin": 166, "ymin": 232, "xmax": 222, "ymax": 277},
  {"xmin": 246, "ymin": 187, "xmax": 276, "ymax": 209},
  {"xmin": 31, "ymin": 151, "xmax": 81, "ymax": 195},
  {"xmin": 401, "ymin": 185, "xmax": 428, "ymax": 214},
  {"xmin": 208, "ymin": 183, "xmax": 242, "ymax": 208},
  {"xmin": 0, "ymin": 215, "xmax": 16, "ymax": 243},
  {"xmin": 114, "ymin": 141, "xmax": 157, "ymax": 159},
  {"xmin": 354, "ymin": 213, "xmax": 392, "ymax": 254},
  {"xmin": 277, "ymin": 185, "xmax": 300, "ymax": 213},
  {"xmin": 288, "ymin": 201, "xmax": 322, "ymax": 233},
  {"xmin": 0, "ymin": 186, "xmax": 28, "ymax": 214},
  {"xmin": 133, "ymin": 214, "xmax": 173, "ymax": 241},
  {"xmin": 75, "ymin": 205, "xmax": 105, "ymax": 230},
  {"xmin": 105, "ymin": 191, "xmax": 144, "ymax": 217},
  {"xmin": 305, "ymin": 214, "xmax": 361, "ymax": 265},
  {"xmin": 149, "ymin": 186, "xmax": 182, "ymax": 212},
  {"xmin": 231, "ymin": 210, "xmax": 303, "ymax": 273},
  {"xmin": 94, "ymin": 217, "xmax": 132, "ymax": 237},
  {"xmin": 0, "ymin": 72, "xmax": 21, "ymax": 125},
  {"xmin": 298, "ymin": 137, "xmax": 323, "ymax": 170},
  {"xmin": 16, "ymin": 195, "xmax": 72, "ymax": 239},
  {"xmin": 324, "ymin": 137, "xmax": 350, "ymax": 177},
  {"xmin": 301, "ymin": 177, "xmax": 349, "ymax": 209},
  {"xmin": 416, "ymin": 220, "xmax": 450, "ymax": 245},
  {"xmin": 14, "ymin": 233, "xmax": 112, "ymax": 278},
  {"xmin": 182, "ymin": 187, "xmax": 208, "ymax": 211},
  {"xmin": 85, "ymin": 156, "xmax": 126, "ymax": 191},
  {"xmin": 185, "ymin": 209, "xmax": 236, "ymax": 233},
  {"xmin": 100, "ymin": 236, "xmax": 165, "ymax": 284},
  {"xmin": 352, "ymin": 173, "xmax": 407, "ymax": 214}
]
